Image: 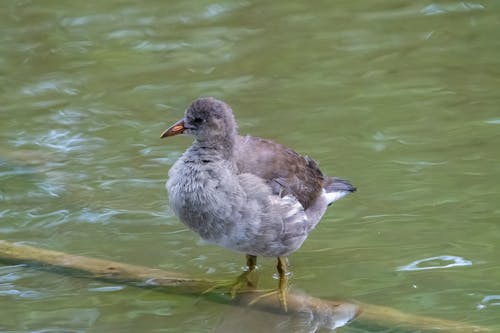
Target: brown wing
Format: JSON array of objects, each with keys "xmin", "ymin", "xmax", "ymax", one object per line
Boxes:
[{"xmin": 234, "ymin": 135, "xmax": 324, "ymax": 209}]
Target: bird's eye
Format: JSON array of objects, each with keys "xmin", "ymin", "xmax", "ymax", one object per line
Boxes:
[{"xmin": 192, "ymin": 117, "xmax": 203, "ymax": 125}]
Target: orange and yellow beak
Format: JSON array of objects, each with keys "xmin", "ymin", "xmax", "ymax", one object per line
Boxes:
[{"xmin": 160, "ymin": 119, "xmax": 185, "ymax": 138}]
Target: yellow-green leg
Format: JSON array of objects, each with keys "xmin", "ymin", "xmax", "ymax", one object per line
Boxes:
[
  {"xmin": 246, "ymin": 254, "xmax": 257, "ymax": 272},
  {"xmin": 277, "ymin": 256, "xmax": 288, "ymax": 311},
  {"xmin": 244, "ymin": 254, "xmax": 258, "ymax": 288},
  {"xmin": 248, "ymin": 256, "xmax": 289, "ymax": 312}
]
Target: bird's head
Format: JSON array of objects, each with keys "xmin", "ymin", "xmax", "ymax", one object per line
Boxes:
[{"xmin": 160, "ymin": 97, "xmax": 237, "ymax": 142}]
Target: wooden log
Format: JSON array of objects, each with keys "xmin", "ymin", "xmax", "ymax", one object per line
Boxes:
[
  {"xmin": 356, "ymin": 302, "xmax": 490, "ymax": 333},
  {"xmin": 0, "ymin": 240, "xmax": 359, "ymax": 330},
  {"xmin": 0, "ymin": 240, "xmax": 491, "ymax": 332}
]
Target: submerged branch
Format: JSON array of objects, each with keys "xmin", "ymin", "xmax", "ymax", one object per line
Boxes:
[{"xmin": 0, "ymin": 240, "xmax": 490, "ymax": 332}]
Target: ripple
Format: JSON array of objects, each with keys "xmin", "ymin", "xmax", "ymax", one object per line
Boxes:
[
  {"xmin": 16, "ymin": 129, "xmax": 106, "ymax": 154},
  {"xmin": 21, "ymin": 79, "xmax": 79, "ymax": 96},
  {"xmin": 50, "ymin": 108, "xmax": 85, "ymax": 125},
  {"xmin": 149, "ymin": 152, "xmax": 182, "ymax": 165},
  {"xmin": 27, "ymin": 209, "xmax": 70, "ymax": 228},
  {"xmin": 34, "ymin": 130, "xmax": 87, "ymax": 153},
  {"xmin": 397, "ymin": 255, "xmax": 472, "ymax": 271},
  {"xmin": 36, "ymin": 182, "xmax": 65, "ymax": 197},
  {"xmin": 88, "ymin": 285, "xmax": 125, "ymax": 293},
  {"xmin": 133, "ymin": 40, "xmax": 187, "ymax": 52},
  {"xmin": 477, "ymin": 295, "xmax": 500, "ymax": 310},
  {"xmin": 0, "ymin": 165, "xmax": 36, "ymax": 177},
  {"xmin": 77, "ymin": 208, "xmax": 124, "ymax": 224},
  {"xmin": 60, "ymin": 14, "xmax": 115, "ymax": 27},
  {"xmin": 76, "ymin": 206, "xmax": 172, "ymax": 225},
  {"xmin": 0, "ymin": 210, "xmax": 12, "ymax": 218},
  {"xmin": 485, "ymin": 119, "xmax": 500, "ymax": 125},
  {"xmin": 98, "ymin": 178, "xmax": 161, "ymax": 190},
  {"xmin": 25, "ymin": 308, "xmax": 99, "ymax": 330},
  {"xmin": 393, "ymin": 160, "xmax": 448, "ymax": 166},
  {"xmin": 0, "ymin": 272, "xmax": 22, "ymax": 283},
  {"xmin": 421, "ymin": 2, "xmax": 484, "ymax": 16},
  {"xmin": 0, "ymin": 265, "xmax": 27, "ymax": 283},
  {"xmin": 0, "ymin": 288, "xmax": 42, "ymax": 299},
  {"xmin": 107, "ymin": 29, "xmax": 145, "ymax": 40},
  {"xmin": 204, "ymin": 4, "xmax": 226, "ymax": 18}
]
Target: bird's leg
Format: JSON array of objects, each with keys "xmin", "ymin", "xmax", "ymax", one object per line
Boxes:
[
  {"xmin": 243, "ymin": 254, "xmax": 259, "ymax": 288},
  {"xmin": 276, "ymin": 256, "xmax": 288, "ymax": 311},
  {"xmin": 246, "ymin": 254, "xmax": 257, "ymax": 271},
  {"xmin": 248, "ymin": 256, "xmax": 289, "ymax": 312}
]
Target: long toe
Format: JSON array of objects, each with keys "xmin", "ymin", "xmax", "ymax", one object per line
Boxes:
[
  {"xmin": 204, "ymin": 270, "xmax": 259, "ymax": 297},
  {"xmin": 231, "ymin": 270, "xmax": 259, "ymax": 297}
]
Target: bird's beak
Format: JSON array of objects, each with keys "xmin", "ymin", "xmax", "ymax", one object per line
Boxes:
[{"xmin": 160, "ymin": 119, "xmax": 185, "ymax": 138}]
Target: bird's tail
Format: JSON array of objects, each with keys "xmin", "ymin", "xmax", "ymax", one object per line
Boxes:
[{"xmin": 323, "ymin": 177, "xmax": 356, "ymax": 205}]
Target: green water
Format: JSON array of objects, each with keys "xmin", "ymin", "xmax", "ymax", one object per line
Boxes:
[{"xmin": 1, "ymin": 1, "xmax": 499, "ymax": 332}]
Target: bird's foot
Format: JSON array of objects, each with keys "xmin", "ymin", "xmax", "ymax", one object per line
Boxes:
[
  {"xmin": 203, "ymin": 269, "xmax": 259, "ymax": 298},
  {"xmin": 204, "ymin": 254, "xmax": 259, "ymax": 297}
]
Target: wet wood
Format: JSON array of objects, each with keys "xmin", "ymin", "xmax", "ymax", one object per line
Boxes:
[
  {"xmin": 0, "ymin": 240, "xmax": 490, "ymax": 332},
  {"xmin": 0, "ymin": 240, "xmax": 358, "ymax": 330},
  {"xmin": 356, "ymin": 301, "xmax": 490, "ymax": 333}
]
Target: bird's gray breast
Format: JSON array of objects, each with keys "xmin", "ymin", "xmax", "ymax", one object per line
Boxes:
[{"xmin": 166, "ymin": 159, "xmax": 239, "ymax": 242}]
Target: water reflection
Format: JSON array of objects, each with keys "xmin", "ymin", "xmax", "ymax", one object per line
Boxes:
[
  {"xmin": 0, "ymin": 265, "xmax": 42, "ymax": 299},
  {"xmin": 218, "ymin": 291, "xmax": 358, "ymax": 333},
  {"xmin": 24, "ymin": 308, "xmax": 100, "ymax": 331}
]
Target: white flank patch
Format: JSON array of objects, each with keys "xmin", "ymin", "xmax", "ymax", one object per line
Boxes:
[{"xmin": 323, "ymin": 189, "xmax": 349, "ymax": 204}]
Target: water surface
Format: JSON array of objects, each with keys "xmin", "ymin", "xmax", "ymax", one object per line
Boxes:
[{"xmin": 1, "ymin": 1, "xmax": 499, "ymax": 332}]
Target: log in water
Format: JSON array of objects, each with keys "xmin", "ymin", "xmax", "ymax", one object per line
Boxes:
[{"xmin": 0, "ymin": 240, "xmax": 490, "ymax": 332}]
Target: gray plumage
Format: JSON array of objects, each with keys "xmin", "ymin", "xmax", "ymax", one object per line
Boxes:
[{"xmin": 164, "ymin": 97, "xmax": 355, "ymax": 257}]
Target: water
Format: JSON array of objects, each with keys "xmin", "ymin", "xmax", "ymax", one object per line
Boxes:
[{"xmin": 1, "ymin": 1, "xmax": 499, "ymax": 332}]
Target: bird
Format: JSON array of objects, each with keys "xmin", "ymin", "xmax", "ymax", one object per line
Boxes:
[{"xmin": 160, "ymin": 97, "xmax": 355, "ymax": 311}]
